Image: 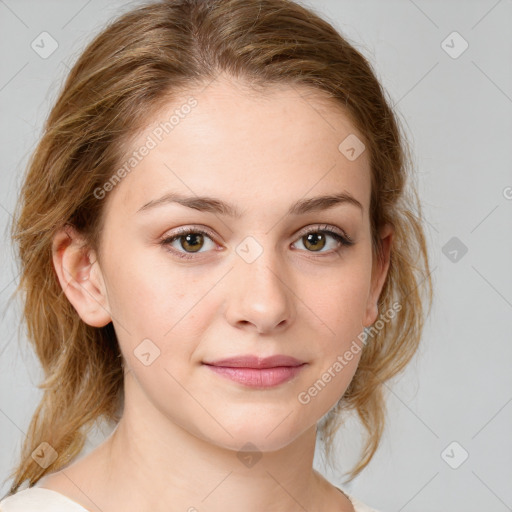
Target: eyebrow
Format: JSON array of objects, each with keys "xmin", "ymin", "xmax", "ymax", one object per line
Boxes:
[{"xmin": 137, "ymin": 191, "xmax": 363, "ymax": 218}]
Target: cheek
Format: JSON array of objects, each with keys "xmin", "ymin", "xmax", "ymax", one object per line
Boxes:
[
  {"xmin": 104, "ymin": 249, "xmax": 217, "ymax": 364},
  {"xmin": 300, "ymin": 262, "xmax": 369, "ymax": 402},
  {"xmin": 308, "ymin": 264, "xmax": 371, "ymax": 332},
  {"xmin": 104, "ymin": 244, "xmax": 190, "ymax": 323}
]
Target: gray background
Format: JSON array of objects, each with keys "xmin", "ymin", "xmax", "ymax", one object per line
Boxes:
[{"xmin": 1, "ymin": 1, "xmax": 511, "ymax": 510}]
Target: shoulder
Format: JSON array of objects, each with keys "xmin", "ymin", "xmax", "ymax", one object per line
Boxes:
[
  {"xmin": 338, "ymin": 488, "xmax": 381, "ymax": 512},
  {"xmin": 0, "ymin": 487, "xmax": 89, "ymax": 512}
]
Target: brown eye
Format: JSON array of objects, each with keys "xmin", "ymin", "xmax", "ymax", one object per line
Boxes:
[
  {"xmin": 180, "ymin": 232, "xmax": 204, "ymax": 253},
  {"xmin": 302, "ymin": 232, "xmax": 327, "ymax": 252},
  {"xmin": 160, "ymin": 227, "xmax": 217, "ymax": 260},
  {"xmin": 292, "ymin": 226, "xmax": 354, "ymax": 256}
]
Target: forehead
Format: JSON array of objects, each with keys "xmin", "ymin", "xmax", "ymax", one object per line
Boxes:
[{"xmin": 104, "ymin": 76, "xmax": 371, "ymax": 220}]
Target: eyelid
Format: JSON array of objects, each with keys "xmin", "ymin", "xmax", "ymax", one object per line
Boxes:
[
  {"xmin": 160, "ymin": 223, "xmax": 352, "ymax": 245},
  {"xmin": 159, "ymin": 223, "xmax": 354, "ymax": 260},
  {"xmin": 295, "ymin": 223, "xmax": 353, "ymax": 244},
  {"xmin": 169, "ymin": 224, "xmax": 218, "ymax": 240}
]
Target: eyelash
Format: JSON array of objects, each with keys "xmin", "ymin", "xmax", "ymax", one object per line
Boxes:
[{"xmin": 159, "ymin": 224, "xmax": 355, "ymax": 261}]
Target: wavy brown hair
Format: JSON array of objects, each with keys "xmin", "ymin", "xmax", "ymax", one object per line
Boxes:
[{"xmin": 4, "ymin": 0, "xmax": 433, "ymax": 497}]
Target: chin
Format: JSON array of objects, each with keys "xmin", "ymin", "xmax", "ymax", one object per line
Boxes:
[{"xmin": 193, "ymin": 414, "xmax": 312, "ymax": 454}]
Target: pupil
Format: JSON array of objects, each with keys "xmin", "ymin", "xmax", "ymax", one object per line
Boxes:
[
  {"xmin": 183, "ymin": 233, "xmax": 203, "ymax": 252},
  {"xmin": 179, "ymin": 232, "xmax": 328, "ymax": 254},
  {"xmin": 305, "ymin": 233, "xmax": 325, "ymax": 251}
]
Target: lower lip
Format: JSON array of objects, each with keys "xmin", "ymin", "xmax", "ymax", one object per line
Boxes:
[{"xmin": 204, "ymin": 364, "xmax": 306, "ymax": 388}]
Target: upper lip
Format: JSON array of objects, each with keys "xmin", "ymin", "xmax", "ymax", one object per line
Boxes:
[{"xmin": 203, "ymin": 355, "xmax": 305, "ymax": 368}]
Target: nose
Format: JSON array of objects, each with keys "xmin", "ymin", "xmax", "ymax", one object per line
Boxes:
[{"xmin": 224, "ymin": 241, "xmax": 295, "ymax": 334}]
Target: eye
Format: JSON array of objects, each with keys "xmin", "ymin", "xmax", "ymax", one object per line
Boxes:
[
  {"xmin": 159, "ymin": 224, "xmax": 354, "ymax": 261},
  {"xmin": 292, "ymin": 224, "xmax": 354, "ymax": 256},
  {"xmin": 159, "ymin": 226, "xmax": 217, "ymax": 260}
]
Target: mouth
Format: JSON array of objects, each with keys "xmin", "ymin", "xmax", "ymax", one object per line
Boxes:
[{"xmin": 202, "ymin": 355, "xmax": 307, "ymax": 388}]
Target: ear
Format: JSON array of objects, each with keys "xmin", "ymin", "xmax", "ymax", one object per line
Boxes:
[
  {"xmin": 363, "ymin": 223, "xmax": 394, "ymax": 327},
  {"xmin": 52, "ymin": 225, "xmax": 112, "ymax": 328}
]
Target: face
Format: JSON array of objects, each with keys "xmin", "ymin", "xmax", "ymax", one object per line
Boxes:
[{"xmin": 54, "ymin": 75, "xmax": 392, "ymax": 453}]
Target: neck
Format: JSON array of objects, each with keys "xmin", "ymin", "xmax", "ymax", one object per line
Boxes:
[{"xmin": 95, "ymin": 372, "xmax": 333, "ymax": 512}]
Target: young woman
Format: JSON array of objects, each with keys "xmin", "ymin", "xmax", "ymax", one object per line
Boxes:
[{"xmin": 1, "ymin": 0, "xmax": 432, "ymax": 511}]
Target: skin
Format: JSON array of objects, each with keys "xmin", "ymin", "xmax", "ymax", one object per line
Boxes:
[{"xmin": 44, "ymin": 74, "xmax": 392, "ymax": 512}]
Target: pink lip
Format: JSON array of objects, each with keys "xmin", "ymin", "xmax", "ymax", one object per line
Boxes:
[
  {"xmin": 202, "ymin": 355, "xmax": 307, "ymax": 388},
  {"xmin": 204, "ymin": 355, "xmax": 305, "ymax": 369}
]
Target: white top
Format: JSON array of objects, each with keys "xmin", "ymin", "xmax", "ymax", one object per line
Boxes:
[{"xmin": 0, "ymin": 486, "xmax": 379, "ymax": 511}]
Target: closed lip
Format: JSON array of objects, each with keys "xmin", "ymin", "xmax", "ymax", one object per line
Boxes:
[{"xmin": 203, "ymin": 355, "xmax": 305, "ymax": 369}]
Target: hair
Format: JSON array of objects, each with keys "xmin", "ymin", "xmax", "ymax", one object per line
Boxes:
[{"xmin": 4, "ymin": 0, "xmax": 433, "ymax": 498}]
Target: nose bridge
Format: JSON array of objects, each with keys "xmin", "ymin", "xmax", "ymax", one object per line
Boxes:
[
  {"xmin": 226, "ymin": 234, "xmax": 294, "ymax": 332},
  {"xmin": 239, "ymin": 233, "xmax": 288, "ymax": 291}
]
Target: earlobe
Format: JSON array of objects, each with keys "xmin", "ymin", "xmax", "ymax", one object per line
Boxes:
[
  {"xmin": 52, "ymin": 225, "xmax": 112, "ymax": 328},
  {"xmin": 363, "ymin": 224, "xmax": 394, "ymax": 327}
]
